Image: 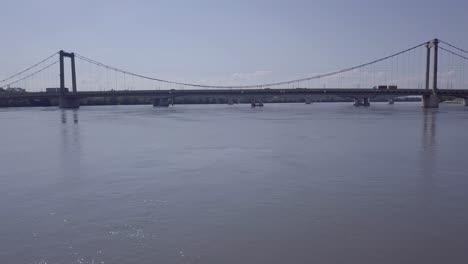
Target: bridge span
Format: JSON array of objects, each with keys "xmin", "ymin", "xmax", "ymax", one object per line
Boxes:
[
  {"xmin": 2, "ymin": 38, "xmax": 468, "ymax": 109},
  {"xmin": 1, "ymin": 88, "xmax": 468, "ymax": 108}
]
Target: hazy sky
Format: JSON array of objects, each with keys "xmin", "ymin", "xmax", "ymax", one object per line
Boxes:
[{"xmin": 1, "ymin": 0, "xmax": 467, "ymax": 86}]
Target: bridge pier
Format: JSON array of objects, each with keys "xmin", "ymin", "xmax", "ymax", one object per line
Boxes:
[
  {"xmin": 353, "ymin": 98, "xmax": 359, "ymax": 106},
  {"xmin": 363, "ymin": 98, "xmax": 370, "ymax": 107},
  {"xmin": 59, "ymin": 96, "xmax": 80, "ymax": 109},
  {"xmin": 251, "ymin": 98, "xmax": 264, "ymax": 108},
  {"xmin": 153, "ymin": 98, "xmax": 170, "ymax": 107},
  {"xmin": 353, "ymin": 97, "xmax": 370, "ymax": 107},
  {"xmin": 0, "ymin": 98, "xmax": 8, "ymax": 107},
  {"xmin": 422, "ymin": 94, "xmax": 439, "ymax": 108}
]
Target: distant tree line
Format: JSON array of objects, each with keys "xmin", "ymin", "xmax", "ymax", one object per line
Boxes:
[{"xmin": 0, "ymin": 86, "xmax": 26, "ymax": 93}]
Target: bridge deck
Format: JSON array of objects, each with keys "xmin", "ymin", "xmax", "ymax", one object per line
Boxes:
[{"xmin": 1, "ymin": 88, "xmax": 467, "ymax": 100}]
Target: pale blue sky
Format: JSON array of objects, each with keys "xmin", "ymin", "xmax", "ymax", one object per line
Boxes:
[{"xmin": 1, "ymin": 0, "xmax": 467, "ymax": 86}]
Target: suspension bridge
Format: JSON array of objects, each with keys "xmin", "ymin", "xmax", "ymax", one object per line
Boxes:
[{"xmin": 1, "ymin": 38, "xmax": 468, "ymax": 109}]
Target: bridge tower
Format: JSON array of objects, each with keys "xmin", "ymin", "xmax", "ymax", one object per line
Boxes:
[
  {"xmin": 59, "ymin": 50, "xmax": 80, "ymax": 109},
  {"xmin": 423, "ymin": 39, "xmax": 440, "ymax": 108}
]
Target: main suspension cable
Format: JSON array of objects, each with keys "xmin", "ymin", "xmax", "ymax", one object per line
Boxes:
[
  {"xmin": 0, "ymin": 60, "xmax": 59, "ymax": 89},
  {"xmin": 439, "ymin": 40, "xmax": 468, "ymax": 54},
  {"xmin": 74, "ymin": 41, "xmax": 427, "ymax": 89},
  {"xmin": 439, "ymin": 46, "xmax": 468, "ymax": 60},
  {"xmin": 0, "ymin": 52, "xmax": 58, "ymax": 83}
]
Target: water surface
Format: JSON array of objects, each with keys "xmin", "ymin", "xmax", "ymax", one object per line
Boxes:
[{"xmin": 1, "ymin": 103, "xmax": 468, "ymax": 264}]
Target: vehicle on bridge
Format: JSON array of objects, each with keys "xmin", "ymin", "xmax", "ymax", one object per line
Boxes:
[
  {"xmin": 374, "ymin": 85, "xmax": 388, "ymax": 90},
  {"xmin": 373, "ymin": 85, "xmax": 398, "ymax": 90},
  {"xmin": 46, "ymin": 88, "xmax": 69, "ymax": 93}
]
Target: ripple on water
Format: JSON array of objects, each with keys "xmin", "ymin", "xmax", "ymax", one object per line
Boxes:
[
  {"xmin": 30, "ymin": 258, "xmax": 105, "ymax": 264},
  {"xmin": 108, "ymin": 224, "xmax": 146, "ymax": 239}
]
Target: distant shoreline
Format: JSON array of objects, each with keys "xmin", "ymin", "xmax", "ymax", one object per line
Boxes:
[{"xmin": 0, "ymin": 96, "xmax": 423, "ymax": 108}]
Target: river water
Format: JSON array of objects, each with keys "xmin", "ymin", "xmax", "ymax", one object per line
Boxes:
[{"xmin": 1, "ymin": 103, "xmax": 468, "ymax": 264}]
